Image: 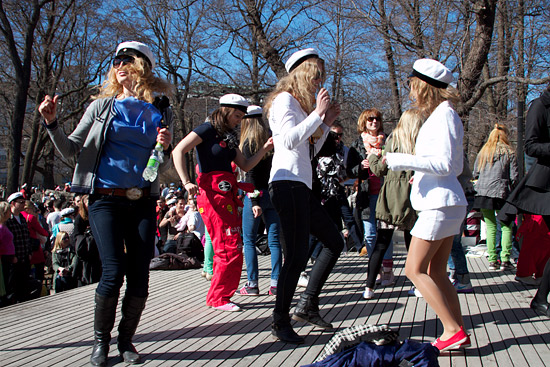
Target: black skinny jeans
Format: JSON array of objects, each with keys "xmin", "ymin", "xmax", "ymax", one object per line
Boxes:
[
  {"xmin": 269, "ymin": 181, "xmax": 344, "ymax": 320},
  {"xmin": 365, "ymin": 228, "xmax": 411, "ymax": 289},
  {"xmin": 88, "ymin": 195, "xmax": 156, "ymax": 298}
]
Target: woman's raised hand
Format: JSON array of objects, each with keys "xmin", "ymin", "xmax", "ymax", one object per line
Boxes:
[
  {"xmin": 263, "ymin": 137, "xmax": 274, "ymax": 152},
  {"xmin": 38, "ymin": 95, "xmax": 59, "ymax": 124},
  {"xmin": 314, "ymin": 88, "xmax": 331, "ymax": 118}
]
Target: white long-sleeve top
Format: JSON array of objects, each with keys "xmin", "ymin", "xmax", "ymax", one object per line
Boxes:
[
  {"xmin": 268, "ymin": 92, "xmax": 329, "ymax": 188},
  {"xmin": 385, "ymin": 101, "xmax": 467, "ymax": 211}
]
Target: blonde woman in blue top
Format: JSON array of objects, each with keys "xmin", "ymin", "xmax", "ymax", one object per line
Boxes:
[{"xmin": 39, "ymin": 41, "xmax": 173, "ymax": 366}]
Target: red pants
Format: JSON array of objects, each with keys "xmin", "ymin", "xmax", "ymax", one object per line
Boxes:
[
  {"xmin": 516, "ymin": 214, "xmax": 550, "ymax": 278},
  {"xmin": 197, "ymin": 171, "xmax": 253, "ymax": 307}
]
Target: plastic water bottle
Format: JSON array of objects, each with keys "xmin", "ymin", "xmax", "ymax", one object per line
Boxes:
[{"xmin": 142, "ymin": 143, "xmax": 164, "ymax": 182}]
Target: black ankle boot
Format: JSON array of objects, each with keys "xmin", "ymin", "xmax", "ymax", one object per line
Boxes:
[
  {"xmin": 271, "ymin": 313, "xmax": 304, "ymax": 344},
  {"xmin": 530, "ymin": 297, "xmax": 549, "ymax": 317},
  {"xmin": 292, "ymin": 294, "xmax": 333, "ymax": 330},
  {"xmin": 90, "ymin": 293, "xmax": 118, "ymax": 367},
  {"xmin": 117, "ymin": 295, "xmax": 147, "ymax": 364}
]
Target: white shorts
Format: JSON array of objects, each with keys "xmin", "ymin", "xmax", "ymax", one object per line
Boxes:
[{"xmin": 410, "ymin": 206, "xmax": 467, "ymax": 241}]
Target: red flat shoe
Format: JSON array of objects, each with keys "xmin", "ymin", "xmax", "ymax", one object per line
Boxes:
[
  {"xmin": 432, "ymin": 327, "xmax": 468, "ymax": 352},
  {"xmin": 460, "ymin": 334, "xmax": 471, "ymax": 348}
]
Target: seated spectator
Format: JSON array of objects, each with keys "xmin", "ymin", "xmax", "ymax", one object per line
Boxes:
[
  {"xmin": 52, "ymin": 231, "xmax": 78, "ymax": 293},
  {"xmin": 159, "ymin": 196, "xmax": 187, "ymax": 253}
]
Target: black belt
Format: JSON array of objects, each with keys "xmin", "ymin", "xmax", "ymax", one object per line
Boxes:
[{"xmin": 94, "ymin": 187, "xmax": 150, "ymax": 200}]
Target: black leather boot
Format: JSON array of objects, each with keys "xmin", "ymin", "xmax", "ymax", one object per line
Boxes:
[
  {"xmin": 530, "ymin": 297, "xmax": 550, "ymax": 317},
  {"xmin": 271, "ymin": 313, "xmax": 304, "ymax": 344},
  {"xmin": 117, "ymin": 295, "xmax": 147, "ymax": 364},
  {"xmin": 292, "ymin": 294, "xmax": 333, "ymax": 330},
  {"xmin": 90, "ymin": 293, "xmax": 118, "ymax": 367}
]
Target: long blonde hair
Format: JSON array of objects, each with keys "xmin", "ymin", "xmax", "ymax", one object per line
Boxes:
[
  {"xmin": 239, "ymin": 115, "xmax": 270, "ymax": 156},
  {"xmin": 476, "ymin": 123, "xmax": 515, "ymax": 169},
  {"xmin": 0, "ymin": 201, "xmax": 10, "ymax": 224},
  {"xmin": 409, "ymin": 76, "xmax": 461, "ymax": 117},
  {"xmin": 390, "ymin": 109, "xmax": 424, "ymax": 154},
  {"xmin": 95, "ymin": 56, "xmax": 171, "ymax": 103},
  {"xmin": 264, "ymin": 57, "xmax": 325, "ymax": 118},
  {"xmin": 52, "ymin": 231, "xmax": 70, "ymax": 252}
]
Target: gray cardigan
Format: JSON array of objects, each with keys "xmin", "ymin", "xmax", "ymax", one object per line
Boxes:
[
  {"xmin": 473, "ymin": 150, "xmax": 518, "ymax": 199},
  {"xmin": 45, "ymin": 97, "xmax": 173, "ymax": 196}
]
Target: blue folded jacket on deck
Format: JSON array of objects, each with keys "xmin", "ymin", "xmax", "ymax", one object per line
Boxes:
[{"xmin": 302, "ymin": 340, "xmax": 440, "ymax": 367}]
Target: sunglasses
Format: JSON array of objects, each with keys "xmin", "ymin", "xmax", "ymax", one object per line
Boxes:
[
  {"xmin": 367, "ymin": 116, "xmax": 381, "ymax": 122},
  {"xmin": 331, "ymin": 132, "xmax": 343, "ymax": 138},
  {"xmin": 112, "ymin": 56, "xmax": 135, "ymax": 69},
  {"xmin": 62, "ymin": 237, "xmax": 69, "ymax": 241}
]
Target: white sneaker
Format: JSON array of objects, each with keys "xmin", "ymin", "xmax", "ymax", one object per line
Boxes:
[
  {"xmin": 407, "ymin": 287, "xmax": 423, "ymax": 298},
  {"xmin": 212, "ymin": 302, "xmax": 241, "ymax": 312},
  {"xmin": 363, "ymin": 288, "xmax": 374, "ymax": 299},
  {"xmin": 380, "ymin": 270, "xmax": 395, "ymax": 287},
  {"xmin": 298, "ymin": 272, "xmax": 309, "ymax": 288}
]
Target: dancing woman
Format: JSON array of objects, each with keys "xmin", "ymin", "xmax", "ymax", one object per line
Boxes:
[
  {"xmin": 265, "ymin": 48, "xmax": 344, "ymax": 344},
  {"xmin": 385, "ymin": 59, "xmax": 470, "ymax": 351},
  {"xmin": 39, "ymin": 41, "xmax": 173, "ymax": 366},
  {"xmin": 172, "ymin": 94, "xmax": 273, "ymax": 312},
  {"xmin": 237, "ymin": 106, "xmax": 282, "ymax": 296}
]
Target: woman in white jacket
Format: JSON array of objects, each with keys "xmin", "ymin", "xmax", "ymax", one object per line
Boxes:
[
  {"xmin": 385, "ymin": 59, "xmax": 469, "ymax": 352},
  {"xmin": 264, "ymin": 48, "xmax": 343, "ymax": 344}
]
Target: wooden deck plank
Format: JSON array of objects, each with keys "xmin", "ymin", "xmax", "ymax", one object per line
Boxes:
[{"xmin": 2, "ymin": 236, "xmax": 550, "ymax": 366}]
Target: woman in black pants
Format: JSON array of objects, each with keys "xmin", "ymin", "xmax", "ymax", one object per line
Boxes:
[
  {"xmin": 498, "ymin": 84, "xmax": 550, "ymax": 316},
  {"xmin": 264, "ymin": 48, "xmax": 344, "ymax": 344},
  {"xmin": 362, "ymin": 109, "xmax": 422, "ymax": 299}
]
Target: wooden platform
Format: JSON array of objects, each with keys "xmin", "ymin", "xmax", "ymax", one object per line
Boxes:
[{"xmin": 2, "ymin": 240, "xmax": 550, "ymax": 367}]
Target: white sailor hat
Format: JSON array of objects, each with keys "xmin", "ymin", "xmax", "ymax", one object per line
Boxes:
[
  {"xmin": 244, "ymin": 105, "xmax": 263, "ymax": 118},
  {"xmin": 219, "ymin": 94, "xmax": 249, "ymax": 113},
  {"xmin": 60, "ymin": 207, "xmax": 75, "ymax": 217},
  {"xmin": 7, "ymin": 192, "xmax": 24, "ymax": 203},
  {"xmin": 166, "ymin": 198, "xmax": 177, "ymax": 205},
  {"xmin": 410, "ymin": 59, "xmax": 453, "ymax": 89},
  {"xmin": 285, "ymin": 48, "xmax": 319, "ymax": 73},
  {"xmin": 116, "ymin": 41, "xmax": 156, "ymax": 70}
]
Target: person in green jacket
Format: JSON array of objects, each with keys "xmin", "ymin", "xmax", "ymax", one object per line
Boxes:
[{"xmin": 362, "ymin": 109, "xmax": 422, "ymax": 299}]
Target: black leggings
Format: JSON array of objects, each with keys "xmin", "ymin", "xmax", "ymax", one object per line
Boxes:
[
  {"xmin": 533, "ymin": 216, "xmax": 550, "ymax": 303},
  {"xmin": 269, "ymin": 181, "xmax": 345, "ymax": 320},
  {"xmin": 366, "ymin": 228, "xmax": 411, "ymax": 289}
]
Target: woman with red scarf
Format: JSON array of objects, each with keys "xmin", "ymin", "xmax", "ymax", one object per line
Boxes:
[
  {"xmin": 347, "ymin": 109, "xmax": 395, "ymax": 285},
  {"xmin": 172, "ymin": 94, "xmax": 273, "ymax": 312}
]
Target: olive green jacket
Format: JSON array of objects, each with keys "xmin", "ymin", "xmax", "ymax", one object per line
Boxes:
[{"xmin": 368, "ymin": 137, "xmax": 417, "ymax": 230}]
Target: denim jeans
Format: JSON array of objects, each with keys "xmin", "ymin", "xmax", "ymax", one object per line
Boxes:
[
  {"xmin": 324, "ymin": 194, "xmax": 363, "ymax": 251},
  {"xmin": 269, "ymin": 181, "xmax": 344, "ymax": 317},
  {"xmin": 242, "ymin": 193, "xmax": 282, "ymax": 285},
  {"xmin": 448, "ymin": 196, "xmax": 473, "ymax": 276},
  {"xmin": 88, "ymin": 195, "xmax": 156, "ymax": 298},
  {"xmin": 362, "ymin": 194, "xmax": 392, "ymax": 259}
]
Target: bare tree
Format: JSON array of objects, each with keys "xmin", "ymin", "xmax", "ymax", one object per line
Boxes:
[{"xmin": 0, "ymin": 0, "xmax": 53, "ymax": 193}]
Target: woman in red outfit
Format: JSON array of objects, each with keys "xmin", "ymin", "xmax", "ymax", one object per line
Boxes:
[{"xmin": 172, "ymin": 94, "xmax": 273, "ymax": 312}]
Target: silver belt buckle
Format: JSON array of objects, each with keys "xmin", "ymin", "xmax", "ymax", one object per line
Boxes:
[{"xmin": 126, "ymin": 188, "xmax": 143, "ymax": 200}]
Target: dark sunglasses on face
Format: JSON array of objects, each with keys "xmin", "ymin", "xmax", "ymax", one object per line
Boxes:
[
  {"xmin": 62, "ymin": 237, "xmax": 69, "ymax": 241},
  {"xmin": 112, "ymin": 56, "xmax": 135, "ymax": 68},
  {"xmin": 330, "ymin": 131, "xmax": 343, "ymax": 138},
  {"xmin": 367, "ymin": 116, "xmax": 381, "ymax": 122}
]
